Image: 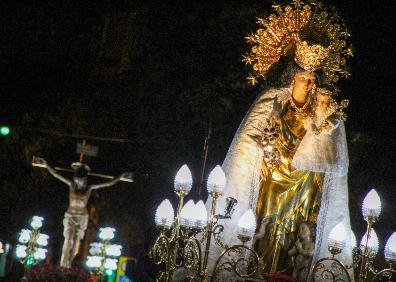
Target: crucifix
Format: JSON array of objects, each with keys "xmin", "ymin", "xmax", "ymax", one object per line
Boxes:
[{"xmin": 32, "ymin": 140, "xmax": 133, "ymax": 268}]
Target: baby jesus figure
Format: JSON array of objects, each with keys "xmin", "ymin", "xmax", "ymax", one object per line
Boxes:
[
  {"xmin": 309, "ymin": 88, "xmax": 339, "ymax": 136},
  {"xmin": 288, "ymin": 222, "xmax": 316, "ymax": 281},
  {"xmin": 291, "ymin": 88, "xmax": 348, "ymax": 173}
]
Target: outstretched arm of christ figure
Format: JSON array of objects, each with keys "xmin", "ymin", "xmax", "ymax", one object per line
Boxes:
[
  {"xmin": 32, "ymin": 156, "xmax": 72, "ymax": 186},
  {"xmin": 90, "ymin": 172, "xmax": 133, "ymax": 190}
]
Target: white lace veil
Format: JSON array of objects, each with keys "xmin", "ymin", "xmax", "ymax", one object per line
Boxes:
[{"xmin": 205, "ymin": 88, "xmax": 289, "ymax": 273}]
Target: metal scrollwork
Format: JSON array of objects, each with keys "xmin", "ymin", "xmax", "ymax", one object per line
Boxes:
[
  {"xmin": 211, "ymin": 245, "xmax": 259, "ymax": 282},
  {"xmin": 312, "ymin": 257, "xmax": 351, "ymax": 282},
  {"xmin": 212, "ymin": 224, "xmax": 226, "ymax": 249},
  {"xmin": 371, "ymin": 267, "xmax": 396, "ymax": 281},
  {"xmin": 345, "ymin": 247, "xmax": 362, "ymax": 269},
  {"xmin": 150, "ymin": 234, "xmax": 171, "ymax": 265},
  {"xmin": 156, "ymin": 271, "xmax": 168, "ymax": 282},
  {"xmin": 183, "ymin": 238, "xmax": 202, "ymax": 272}
]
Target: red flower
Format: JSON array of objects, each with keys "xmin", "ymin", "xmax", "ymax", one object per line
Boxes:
[{"xmin": 27, "ymin": 263, "xmax": 90, "ymax": 282}]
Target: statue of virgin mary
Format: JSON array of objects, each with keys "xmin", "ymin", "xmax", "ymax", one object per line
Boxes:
[{"xmin": 207, "ymin": 1, "xmax": 354, "ymax": 280}]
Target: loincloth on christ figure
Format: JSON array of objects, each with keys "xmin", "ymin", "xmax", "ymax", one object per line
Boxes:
[{"xmin": 63, "ymin": 211, "xmax": 89, "ymax": 239}]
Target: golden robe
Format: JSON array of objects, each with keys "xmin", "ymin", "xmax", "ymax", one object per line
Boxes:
[{"xmin": 255, "ymin": 101, "xmax": 323, "ymax": 273}]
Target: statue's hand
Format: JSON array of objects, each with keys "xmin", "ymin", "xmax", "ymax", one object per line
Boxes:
[
  {"xmin": 120, "ymin": 172, "xmax": 133, "ymax": 180},
  {"xmin": 32, "ymin": 156, "xmax": 47, "ymax": 167}
]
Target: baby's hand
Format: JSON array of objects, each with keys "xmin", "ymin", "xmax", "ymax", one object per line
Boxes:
[{"xmin": 32, "ymin": 156, "xmax": 48, "ymax": 167}]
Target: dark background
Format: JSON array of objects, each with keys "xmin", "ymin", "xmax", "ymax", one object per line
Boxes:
[{"xmin": 1, "ymin": 0, "xmax": 395, "ymax": 278}]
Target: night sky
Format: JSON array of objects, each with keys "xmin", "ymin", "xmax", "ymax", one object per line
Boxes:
[{"xmin": 1, "ymin": 0, "xmax": 396, "ymax": 272}]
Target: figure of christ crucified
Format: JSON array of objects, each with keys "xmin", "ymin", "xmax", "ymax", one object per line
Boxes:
[{"xmin": 32, "ymin": 157, "xmax": 133, "ymax": 268}]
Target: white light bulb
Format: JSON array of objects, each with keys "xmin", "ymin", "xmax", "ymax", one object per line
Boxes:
[
  {"xmin": 106, "ymin": 244, "xmax": 122, "ymax": 257},
  {"xmin": 362, "ymin": 189, "xmax": 381, "ymax": 219},
  {"xmin": 207, "ymin": 165, "xmax": 226, "ymax": 194},
  {"xmin": 155, "ymin": 199, "xmax": 175, "ymax": 228},
  {"xmin": 18, "ymin": 229, "xmax": 31, "ymax": 244},
  {"xmin": 360, "ymin": 228, "xmax": 379, "ymax": 254},
  {"xmin": 15, "ymin": 245, "xmax": 27, "ymax": 259},
  {"xmin": 180, "ymin": 200, "xmax": 196, "ymax": 228},
  {"xmin": 194, "ymin": 200, "xmax": 208, "ymax": 229},
  {"xmin": 328, "ymin": 223, "xmax": 347, "ymax": 251},
  {"xmin": 104, "ymin": 258, "xmax": 118, "ymax": 270},
  {"xmin": 237, "ymin": 209, "xmax": 256, "ymax": 238},
  {"xmin": 86, "ymin": 256, "xmax": 102, "ymax": 268},
  {"xmin": 385, "ymin": 232, "xmax": 396, "ymax": 261},
  {"xmin": 351, "ymin": 231, "xmax": 357, "ymax": 249},
  {"xmin": 99, "ymin": 227, "xmax": 115, "ymax": 241},
  {"xmin": 36, "ymin": 234, "xmax": 49, "ymax": 247},
  {"xmin": 174, "ymin": 165, "xmax": 193, "ymax": 194},
  {"xmin": 30, "ymin": 216, "xmax": 44, "ymax": 229},
  {"xmin": 33, "ymin": 248, "xmax": 47, "ymax": 260},
  {"xmin": 89, "ymin": 242, "xmax": 102, "ymax": 256}
]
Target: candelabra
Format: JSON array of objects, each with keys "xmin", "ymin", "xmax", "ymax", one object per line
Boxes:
[
  {"xmin": 86, "ymin": 227, "xmax": 122, "ymax": 281},
  {"xmin": 312, "ymin": 189, "xmax": 396, "ymax": 282},
  {"xmin": 150, "ymin": 165, "xmax": 259, "ymax": 282},
  {"xmin": 15, "ymin": 216, "xmax": 49, "ymax": 281}
]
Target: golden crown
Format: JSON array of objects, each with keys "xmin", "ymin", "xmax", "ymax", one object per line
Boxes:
[
  {"xmin": 316, "ymin": 87, "xmax": 332, "ymax": 96},
  {"xmin": 294, "ymin": 40, "xmax": 328, "ymax": 71},
  {"xmin": 243, "ymin": 1, "xmax": 352, "ymax": 86}
]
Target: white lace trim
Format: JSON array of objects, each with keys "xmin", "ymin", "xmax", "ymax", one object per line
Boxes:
[{"xmin": 205, "ymin": 88, "xmax": 289, "ymax": 276}]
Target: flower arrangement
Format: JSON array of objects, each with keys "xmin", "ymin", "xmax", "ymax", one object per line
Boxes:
[{"xmin": 27, "ymin": 263, "xmax": 91, "ymax": 282}]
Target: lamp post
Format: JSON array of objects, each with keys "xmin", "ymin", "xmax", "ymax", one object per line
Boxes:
[
  {"xmin": 15, "ymin": 216, "xmax": 49, "ymax": 281},
  {"xmin": 358, "ymin": 189, "xmax": 381, "ymax": 281},
  {"xmin": 312, "ymin": 189, "xmax": 396, "ymax": 282},
  {"xmin": 86, "ymin": 227, "xmax": 122, "ymax": 282},
  {"xmin": 150, "ymin": 164, "xmax": 259, "ymax": 282}
]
